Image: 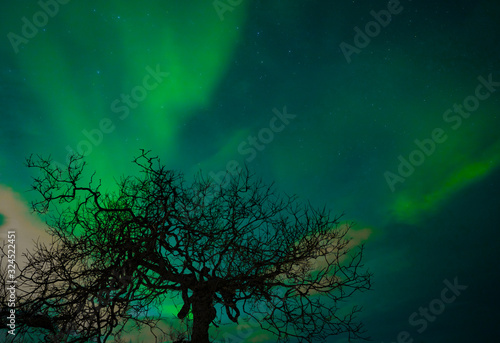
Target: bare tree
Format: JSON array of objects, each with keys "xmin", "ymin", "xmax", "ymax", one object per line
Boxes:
[{"xmin": 2, "ymin": 150, "xmax": 371, "ymax": 342}]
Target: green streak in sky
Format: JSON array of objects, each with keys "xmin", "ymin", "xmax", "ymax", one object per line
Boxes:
[
  {"xmin": 391, "ymin": 133, "xmax": 500, "ymax": 224},
  {"xmin": 8, "ymin": 0, "xmax": 249, "ymax": 321},
  {"xmin": 14, "ymin": 1, "xmax": 248, "ymax": 186},
  {"xmin": 195, "ymin": 128, "xmax": 252, "ymax": 176}
]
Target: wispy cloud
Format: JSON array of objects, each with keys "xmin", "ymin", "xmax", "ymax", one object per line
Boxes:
[{"xmin": 0, "ymin": 185, "xmax": 51, "ymax": 267}]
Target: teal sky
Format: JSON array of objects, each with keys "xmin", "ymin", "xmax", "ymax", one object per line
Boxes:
[{"xmin": 1, "ymin": 0, "xmax": 499, "ymax": 342}]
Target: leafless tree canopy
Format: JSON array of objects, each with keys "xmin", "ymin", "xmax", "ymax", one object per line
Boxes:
[{"xmin": 1, "ymin": 150, "xmax": 371, "ymax": 342}]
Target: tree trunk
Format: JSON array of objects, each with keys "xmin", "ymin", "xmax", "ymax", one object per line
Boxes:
[{"xmin": 190, "ymin": 289, "xmax": 216, "ymax": 343}]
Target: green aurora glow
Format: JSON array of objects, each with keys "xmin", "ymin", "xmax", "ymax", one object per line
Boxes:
[{"xmin": 1, "ymin": 1, "xmax": 499, "ymax": 342}]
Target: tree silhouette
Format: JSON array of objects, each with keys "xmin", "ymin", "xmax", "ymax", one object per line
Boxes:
[{"xmin": 1, "ymin": 150, "xmax": 371, "ymax": 342}]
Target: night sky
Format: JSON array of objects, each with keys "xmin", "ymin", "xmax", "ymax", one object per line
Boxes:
[{"xmin": 1, "ymin": 0, "xmax": 500, "ymax": 342}]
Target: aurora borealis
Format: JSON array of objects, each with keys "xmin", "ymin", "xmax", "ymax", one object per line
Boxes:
[{"xmin": 1, "ymin": 0, "xmax": 500, "ymax": 342}]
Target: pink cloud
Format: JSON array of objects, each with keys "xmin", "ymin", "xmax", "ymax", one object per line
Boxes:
[{"xmin": 0, "ymin": 185, "xmax": 51, "ymax": 267}]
